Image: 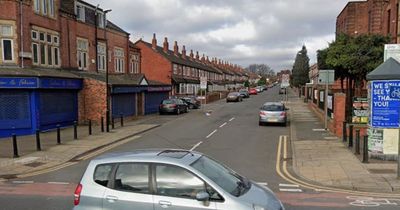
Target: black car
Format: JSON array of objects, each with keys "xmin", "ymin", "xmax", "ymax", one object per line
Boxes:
[
  {"xmin": 159, "ymin": 99, "xmax": 188, "ymax": 115},
  {"xmin": 179, "ymin": 97, "xmax": 201, "ymax": 109}
]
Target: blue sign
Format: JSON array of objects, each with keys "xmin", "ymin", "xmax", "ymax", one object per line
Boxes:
[
  {"xmin": 0, "ymin": 77, "xmax": 38, "ymax": 88},
  {"xmin": 40, "ymin": 78, "xmax": 82, "ymax": 89},
  {"xmin": 112, "ymin": 86, "xmax": 148, "ymax": 94},
  {"xmin": 371, "ymin": 80, "xmax": 400, "ymax": 128}
]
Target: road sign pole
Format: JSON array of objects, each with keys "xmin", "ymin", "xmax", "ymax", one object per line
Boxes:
[{"xmin": 324, "ymin": 76, "xmax": 328, "ymax": 130}]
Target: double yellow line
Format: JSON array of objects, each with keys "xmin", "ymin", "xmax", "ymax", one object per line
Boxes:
[{"xmin": 276, "ymin": 135, "xmax": 400, "ymax": 198}]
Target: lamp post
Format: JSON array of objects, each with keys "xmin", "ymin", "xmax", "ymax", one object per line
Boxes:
[{"xmin": 103, "ymin": 9, "xmax": 112, "ymax": 132}]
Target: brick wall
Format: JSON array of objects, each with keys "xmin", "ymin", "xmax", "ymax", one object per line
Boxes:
[{"xmin": 78, "ymin": 78, "xmax": 106, "ymax": 124}]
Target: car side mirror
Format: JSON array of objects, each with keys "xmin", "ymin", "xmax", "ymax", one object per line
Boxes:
[{"xmin": 196, "ymin": 191, "xmax": 210, "ymax": 201}]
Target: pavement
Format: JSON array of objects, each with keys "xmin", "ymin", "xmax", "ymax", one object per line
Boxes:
[
  {"xmin": 288, "ymin": 88, "xmax": 400, "ymax": 193},
  {"xmin": 1, "ymin": 89, "xmax": 399, "ymax": 194}
]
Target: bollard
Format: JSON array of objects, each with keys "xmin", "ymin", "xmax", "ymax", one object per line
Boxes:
[
  {"xmin": 57, "ymin": 125, "xmax": 61, "ymax": 144},
  {"xmin": 88, "ymin": 120, "xmax": 92, "ymax": 135},
  {"xmin": 342, "ymin": 121, "xmax": 347, "ymax": 142},
  {"xmin": 112, "ymin": 117, "xmax": 115, "ymax": 129},
  {"xmin": 362, "ymin": 135, "xmax": 369, "ymax": 163},
  {"xmin": 101, "ymin": 117, "xmax": 104, "ymax": 132},
  {"xmin": 348, "ymin": 125, "xmax": 353, "ymax": 148},
  {"xmin": 355, "ymin": 129, "xmax": 360, "ymax": 155},
  {"xmin": 36, "ymin": 129, "xmax": 41, "ymax": 151},
  {"xmin": 73, "ymin": 121, "xmax": 78, "ymax": 140},
  {"xmin": 120, "ymin": 114, "xmax": 124, "ymax": 127},
  {"xmin": 12, "ymin": 134, "xmax": 19, "ymax": 158}
]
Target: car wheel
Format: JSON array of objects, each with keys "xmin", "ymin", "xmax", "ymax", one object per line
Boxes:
[
  {"xmin": 189, "ymin": 104, "xmax": 194, "ymax": 109},
  {"xmin": 259, "ymin": 122, "xmax": 263, "ymax": 126}
]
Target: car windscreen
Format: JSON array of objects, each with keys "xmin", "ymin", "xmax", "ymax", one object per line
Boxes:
[
  {"xmin": 228, "ymin": 93, "xmax": 238, "ymax": 96},
  {"xmin": 162, "ymin": 100, "xmax": 174, "ymax": 104},
  {"xmin": 262, "ymin": 105, "xmax": 284, "ymax": 111}
]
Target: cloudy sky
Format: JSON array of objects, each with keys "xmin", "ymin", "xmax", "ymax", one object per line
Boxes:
[{"xmin": 86, "ymin": 0, "xmax": 349, "ymax": 71}]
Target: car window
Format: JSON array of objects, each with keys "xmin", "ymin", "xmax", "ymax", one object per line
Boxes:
[
  {"xmin": 262, "ymin": 105, "xmax": 284, "ymax": 111},
  {"xmin": 162, "ymin": 100, "xmax": 173, "ymax": 105},
  {"xmin": 156, "ymin": 164, "xmax": 205, "ymax": 199},
  {"xmin": 114, "ymin": 163, "xmax": 150, "ymax": 193},
  {"xmin": 93, "ymin": 164, "xmax": 114, "ymax": 187}
]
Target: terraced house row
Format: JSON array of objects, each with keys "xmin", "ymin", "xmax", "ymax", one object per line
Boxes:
[{"xmin": 0, "ymin": 0, "xmax": 249, "ymax": 138}]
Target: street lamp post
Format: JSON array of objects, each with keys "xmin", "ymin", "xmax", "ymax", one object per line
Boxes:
[{"xmin": 103, "ymin": 9, "xmax": 112, "ymax": 132}]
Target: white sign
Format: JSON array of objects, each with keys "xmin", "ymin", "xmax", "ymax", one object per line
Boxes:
[
  {"xmin": 281, "ymin": 74, "xmax": 290, "ymax": 87},
  {"xmin": 318, "ymin": 70, "xmax": 335, "ymax": 85},
  {"xmin": 384, "ymin": 44, "xmax": 400, "ymax": 63},
  {"xmin": 328, "ymin": 95, "xmax": 333, "ymax": 110},
  {"xmin": 200, "ymin": 76, "xmax": 207, "ymax": 90}
]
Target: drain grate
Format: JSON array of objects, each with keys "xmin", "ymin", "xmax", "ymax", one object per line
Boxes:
[
  {"xmin": 368, "ymin": 169, "xmax": 396, "ymax": 174},
  {"xmin": 24, "ymin": 162, "xmax": 45, "ymax": 168}
]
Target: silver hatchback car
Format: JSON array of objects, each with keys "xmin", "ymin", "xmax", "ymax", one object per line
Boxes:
[
  {"xmin": 259, "ymin": 102, "xmax": 287, "ymax": 126},
  {"xmin": 73, "ymin": 149, "xmax": 284, "ymax": 210}
]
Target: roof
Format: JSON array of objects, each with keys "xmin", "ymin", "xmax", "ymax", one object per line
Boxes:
[
  {"xmin": 70, "ymin": 70, "xmax": 145, "ymax": 85},
  {"xmin": 0, "ymin": 67, "xmax": 81, "ymax": 79},
  {"xmin": 366, "ymin": 57, "xmax": 400, "ymax": 80},
  {"xmin": 107, "ymin": 21, "xmax": 130, "ymax": 35},
  {"xmin": 137, "ymin": 40, "xmax": 221, "ymax": 74}
]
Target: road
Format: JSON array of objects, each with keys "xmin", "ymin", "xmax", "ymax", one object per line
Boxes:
[{"xmin": 0, "ymin": 86, "xmax": 399, "ymax": 210}]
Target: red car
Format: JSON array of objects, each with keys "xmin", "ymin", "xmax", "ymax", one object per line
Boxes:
[{"xmin": 249, "ymin": 88, "xmax": 258, "ymax": 95}]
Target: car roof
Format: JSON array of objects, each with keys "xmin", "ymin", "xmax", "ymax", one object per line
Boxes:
[{"xmin": 92, "ymin": 149, "xmax": 202, "ymax": 166}]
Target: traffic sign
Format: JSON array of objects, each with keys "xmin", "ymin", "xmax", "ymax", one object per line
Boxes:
[
  {"xmin": 200, "ymin": 76, "xmax": 207, "ymax": 90},
  {"xmin": 371, "ymin": 80, "xmax": 400, "ymax": 128}
]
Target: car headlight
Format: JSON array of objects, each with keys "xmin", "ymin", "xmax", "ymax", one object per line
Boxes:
[{"xmin": 253, "ymin": 204, "xmax": 266, "ymax": 210}]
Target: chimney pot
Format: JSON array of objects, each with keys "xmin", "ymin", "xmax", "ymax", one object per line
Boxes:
[
  {"xmin": 173, "ymin": 41, "xmax": 179, "ymax": 55},
  {"xmin": 190, "ymin": 50, "xmax": 194, "ymax": 59},
  {"xmin": 163, "ymin": 37, "xmax": 169, "ymax": 52},
  {"xmin": 182, "ymin": 45, "xmax": 187, "ymax": 59},
  {"xmin": 196, "ymin": 51, "xmax": 200, "ymax": 60},
  {"xmin": 152, "ymin": 33, "xmax": 157, "ymax": 49}
]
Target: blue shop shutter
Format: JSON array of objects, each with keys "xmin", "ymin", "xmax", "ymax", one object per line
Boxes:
[
  {"xmin": 0, "ymin": 90, "xmax": 31, "ymax": 129},
  {"xmin": 39, "ymin": 90, "xmax": 78, "ymax": 128},
  {"xmin": 145, "ymin": 92, "xmax": 169, "ymax": 114},
  {"xmin": 112, "ymin": 94, "xmax": 136, "ymax": 118}
]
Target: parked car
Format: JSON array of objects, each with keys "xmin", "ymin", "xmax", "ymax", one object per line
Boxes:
[
  {"xmin": 238, "ymin": 89, "xmax": 250, "ymax": 98},
  {"xmin": 226, "ymin": 92, "xmax": 243, "ymax": 102},
  {"xmin": 249, "ymin": 88, "xmax": 258, "ymax": 95},
  {"xmin": 159, "ymin": 99, "xmax": 188, "ymax": 115},
  {"xmin": 279, "ymin": 88, "xmax": 286, "ymax": 95},
  {"xmin": 259, "ymin": 102, "xmax": 288, "ymax": 126},
  {"xmin": 180, "ymin": 96, "xmax": 201, "ymax": 109},
  {"xmin": 255, "ymin": 86, "xmax": 263, "ymax": 93},
  {"xmin": 73, "ymin": 149, "xmax": 285, "ymax": 210}
]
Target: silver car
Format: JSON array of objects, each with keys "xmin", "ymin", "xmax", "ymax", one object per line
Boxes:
[
  {"xmin": 73, "ymin": 149, "xmax": 285, "ymax": 210},
  {"xmin": 259, "ymin": 102, "xmax": 287, "ymax": 126}
]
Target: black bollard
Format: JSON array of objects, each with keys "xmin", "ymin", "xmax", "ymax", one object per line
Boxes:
[
  {"xmin": 355, "ymin": 129, "xmax": 360, "ymax": 155},
  {"xmin": 342, "ymin": 121, "xmax": 347, "ymax": 142},
  {"xmin": 88, "ymin": 120, "xmax": 92, "ymax": 135},
  {"xmin": 111, "ymin": 117, "xmax": 115, "ymax": 129},
  {"xmin": 57, "ymin": 125, "xmax": 61, "ymax": 144},
  {"xmin": 101, "ymin": 117, "xmax": 104, "ymax": 132},
  {"xmin": 120, "ymin": 114, "xmax": 124, "ymax": 127},
  {"xmin": 348, "ymin": 125, "xmax": 353, "ymax": 148},
  {"xmin": 73, "ymin": 121, "xmax": 78, "ymax": 140},
  {"xmin": 36, "ymin": 129, "xmax": 41, "ymax": 151},
  {"xmin": 362, "ymin": 135, "xmax": 369, "ymax": 163},
  {"xmin": 12, "ymin": 134, "xmax": 19, "ymax": 158}
]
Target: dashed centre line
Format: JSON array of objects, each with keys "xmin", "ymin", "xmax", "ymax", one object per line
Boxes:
[
  {"xmin": 206, "ymin": 129, "xmax": 218, "ymax": 139},
  {"xmin": 229, "ymin": 117, "xmax": 235, "ymax": 122},
  {"xmin": 190, "ymin": 141, "xmax": 203, "ymax": 151},
  {"xmin": 219, "ymin": 122, "xmax": 227, "ymax": 128}
]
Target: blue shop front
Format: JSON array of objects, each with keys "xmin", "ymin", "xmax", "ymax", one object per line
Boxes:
[{"xmin": 0, "ymin": 77, "xmax": 82, "ymax": 138}]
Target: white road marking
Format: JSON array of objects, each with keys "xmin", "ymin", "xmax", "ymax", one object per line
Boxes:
[
  {"xmin": 48, "ymin": 182, "xmax": 70, "ymax": 185},
  {"xmin": 324, "ymin": 137, "xmax": 338, "ymax": 140},
  {"xmin": 190, "ymin": 141, "xmax": 203, "ymax": 151},
  {"xmin": 219, "ymin": 122, "xmax": 227, "ymax": 128},
  {"xmin": 12, "ymin": 181, "xmax": 34, "ymax": 184},
  {"xmin": 256, "ymin": 182, "xmax": 268, "ymax": 186},
  {"xmin": 279, "ymin": 183, "xmax": 299, "ymax": 188},
  {"xmin": 229, "ymin": 117, "xmax": 235, "ymax": 122},
  {"xmin": 312, "ymin": 128, "xmax": 327, "ymax": 132},
  {"xmin": 206, "ymin": 130, "xmax": 218, "ymax": 139},
  {"xmin": 279, "ymin": 188, "xmax": 303, "ymax": 192}
]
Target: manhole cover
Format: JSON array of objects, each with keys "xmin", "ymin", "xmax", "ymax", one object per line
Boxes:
[
  {"xmin": 24, "ymin": 162, "xmax": 45, "ymax": 167},
  {"xmin": 368, "ymin": 169, "xmax": 396, "ymax": 174}
]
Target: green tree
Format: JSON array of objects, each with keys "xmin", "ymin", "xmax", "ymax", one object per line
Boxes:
[
  {"xmin": 292, "ymin": 45, "xmax": 310, "ymax": 87},
  {"xmin": 244, "ymin": 80, "xmax": 250, "ymax": 87},
  {"xmin": 257, "ymin": 77, "xmax": 266, "ymax": 86}
]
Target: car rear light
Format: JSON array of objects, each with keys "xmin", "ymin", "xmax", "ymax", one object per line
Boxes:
[
  {"xmin": 281, "ymin": 112, "xmax": 286, "ymax": 117},
  {"xmin": 171, "ymin": 104, "xmax": 177, "ymax": 108},
  {"xmin": 259, "ymin": 111, "xmax": 266, "ymax": 116},
  {"xmin": 74, "ymin": 183, "xmax": 82, "ymax": 206}
]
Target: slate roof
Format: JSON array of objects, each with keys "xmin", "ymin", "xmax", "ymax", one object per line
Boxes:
[
  {"xmin": 0, "ymin": 67, "xmax": 81, "ymax": 79},
  {"xmin": 367, "ymin": 57, "xmax": 400, "ymax": 80},
  {"xmin": 107, "ymin": 21, "xmax": 129, "ymax": 35}
]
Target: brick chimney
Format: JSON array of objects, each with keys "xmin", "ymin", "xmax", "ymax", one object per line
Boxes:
[
  {"xmin": 196, "ymin": 51, "xmax": 200, "ymax": 60},
  {"xmin": 182, "ymin": 45, "xmax": 186, "ymax": 59},
  {"xmin": 201, "ymin": 54, "xmax": 205, "ymax": 62},
  {"xmin": 152, "ymin": 33, "xmax": 157, "ymax": 49},
  {"xmin": 190, "ymin": 50, "xmax": 194, "ymax": 59},
  {"xmin": 173, "ymin": 41, "xmax": 179, "ymax": 55},
  {"xmin": 163, "ymin": 37, "xmax": 169, "ymax": 52}
]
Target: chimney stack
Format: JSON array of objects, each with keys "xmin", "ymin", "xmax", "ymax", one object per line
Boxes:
[
  {"xmin": 173, "ymin": 41, "xmax": 179, "ymax": 55},
  {"xmin": 190, "ymin": 50, "xmax": 194, "ymax": 59},
  {"xmin": 151, "ymin": 33, "xmax": 157, "ymax": 49},
  {"xmin": 163, "ymin": 37, "xmax": 169, "ymax": 52},
  {"xmin": 201, "ymin": 54, "xmax": 205, "ymax": 62},
  {"xmin": 196, "ymin": 51, "xmax": 200, "ymax": 60},
  {"xmin": 182, "ymin": 45, "xmax": 186, "ymax": 59}
]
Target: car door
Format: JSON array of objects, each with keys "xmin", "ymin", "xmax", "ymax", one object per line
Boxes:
[
  {"xmin": 153, "ymin": 164, "xmax": 217, "ymax": 210},
  {"xmin": 102, "ymin": 163, "xmax": 154, "ymax": 210}
]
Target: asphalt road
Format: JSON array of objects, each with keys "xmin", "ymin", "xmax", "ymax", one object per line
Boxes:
[{"xmin": 1, "ymin": 86, "xmax": 399, "ymax": 210}]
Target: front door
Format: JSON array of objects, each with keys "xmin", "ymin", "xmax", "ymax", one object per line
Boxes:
[{"xmin": 153, "ymin": 164, "xmax": 217, "ymax": 210}]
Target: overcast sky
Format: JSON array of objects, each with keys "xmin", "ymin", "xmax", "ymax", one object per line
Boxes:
[{"xmin": 86, "ymin": 0, "xmax": 349, "ymax": 71}]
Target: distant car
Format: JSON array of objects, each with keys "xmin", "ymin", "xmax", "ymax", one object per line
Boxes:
[
  {"xmin": 259, "ymin": 102, "xmax": 288, "ymax": 126},
  {"xmin": 73, "ymin": 149, "xmax": 285, "ymax": 210},
  {"xmin": 238, "ymin": 89, "xmax": 250, "ymax": 98},
  {"xmin": 255, "ymin": 86, "xmax": 263, "ymax": 93},
  {"xmin": 279, "ymin": 88, "xmax": 286, "ymax": 95},
  {"xmin": 226, "ymin": 92, "xmax": 243, "ymax": 102},
  {"xmin": 249, "ymin": 88, "xmax": 258, "ymax": 95},
  {"xmin": 159, "ymin": 99, "xmax": 188, "ymax": 115},
  {"xmin": 180, "ymin": 97, "xmax": 201, "ymax": 109}
]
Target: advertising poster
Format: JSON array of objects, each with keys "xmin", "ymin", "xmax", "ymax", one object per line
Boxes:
[
  {"xmin": 352, "ymin": 97, "xmax": 369, "ymax": 124},
  {"xmin": 368, "ymin": 128, "xmax": 384, "ymax": 154}
]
